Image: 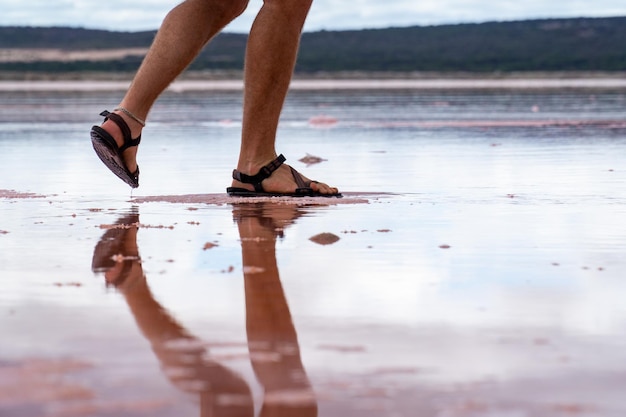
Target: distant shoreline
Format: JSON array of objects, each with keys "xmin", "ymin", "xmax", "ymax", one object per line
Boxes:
[
  {"xmin": 1, "ymin": 72, "xmax": 626, "ymax": 92},
  {"xmin": 1, "ymin": 70, "xmax": 625, "ymax": 81}
]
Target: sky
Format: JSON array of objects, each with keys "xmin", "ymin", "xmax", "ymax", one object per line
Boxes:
[{"xmin": 1, "ymin": 0, "xmax": 625, "ymax": 33}]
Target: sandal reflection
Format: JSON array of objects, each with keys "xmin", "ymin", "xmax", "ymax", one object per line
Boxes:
[{"xmin": 92, "ymin": 204, "xmax": 317, "ymax": 417}]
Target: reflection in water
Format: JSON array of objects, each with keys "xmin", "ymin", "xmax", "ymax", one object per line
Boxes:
[{"xmin": 91, "ymin": 204, "xmax": 317, "ymax": 417}]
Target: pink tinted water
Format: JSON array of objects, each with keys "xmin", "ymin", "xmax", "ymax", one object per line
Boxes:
[{"xmin": 1, "ymin": 84, "xmax": 626, "ymax": 416}]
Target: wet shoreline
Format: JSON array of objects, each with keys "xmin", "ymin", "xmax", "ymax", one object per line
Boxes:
[{"xmin": 2, "ymin": 76, "xmax": 626, "ymax": 92}]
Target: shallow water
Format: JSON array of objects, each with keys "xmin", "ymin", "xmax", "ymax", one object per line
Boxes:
[{"xmin": 1, "ymin": 84, "xmax": 626, "ymax": 416}]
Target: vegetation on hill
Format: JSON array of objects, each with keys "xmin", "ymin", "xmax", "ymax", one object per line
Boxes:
[
  {"xmin": 0, "ymin": 16, "xmax": 625, "ymax": 75},
  {"xmin": 0, "ymin": 26, "xmax": 156, "ymax": 49}
]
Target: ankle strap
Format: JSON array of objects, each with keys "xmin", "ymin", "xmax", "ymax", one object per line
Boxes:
[
  {"xmin": 232, "ymin": 154, "xmax": 286, "ymax": 185},
  {"xmin": 100, "ymin": 110, "xmax": 141, "ymax": 150},
  {"xmin": 100, "ymin": 110, "xmax": 132, "ymax": 141}
]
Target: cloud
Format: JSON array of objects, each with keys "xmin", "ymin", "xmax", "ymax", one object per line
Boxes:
[
  {"xmin": 0, "ymin": 0, "xmax": 624, "ymax": 32},
  {"xmin": 0, "ymin": 0, "xmax": 173, "ymax": 30},
  {"xmin": 306, "ymin": 0, "xmax": 626, "ymax": 31}
]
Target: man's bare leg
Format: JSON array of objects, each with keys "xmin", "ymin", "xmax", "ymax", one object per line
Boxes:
[
  {"xmin": 100, "ymin": 0, "xmax": 249, "ymax": 174},
  {"xmin": 232, "ymin": 0, "xmax": 339, "ymax": 195}
]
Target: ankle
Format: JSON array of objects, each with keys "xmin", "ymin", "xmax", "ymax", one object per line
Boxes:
[
  {"xmin": 236, "ymin": 153, "xmax": 279, "ymax": 174},
  {"xmin": 114, "ymin": 107, "xmax": 146, "ymax": 128},
  {"xmin": 106, "ymin": 111, "xmax": 143, "ymax": 139}
]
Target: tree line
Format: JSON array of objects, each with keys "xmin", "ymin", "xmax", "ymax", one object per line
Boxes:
[{"xmin": 1, "ymin": 16, "xmax": 625, "ymax": 74}]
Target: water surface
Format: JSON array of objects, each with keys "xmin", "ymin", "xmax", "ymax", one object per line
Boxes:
[{"xmin": 1, "ymin": 84, "xmax": 626, "ymax": 416}]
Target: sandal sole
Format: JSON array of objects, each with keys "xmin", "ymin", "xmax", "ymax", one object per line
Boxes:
[
  {"xmin": 226, "ymin": 187, "xmax": 342, "ymax": 198},
  {"xmin": 91, "ymin": 129, "xmax": 139, "ymax": 188}
]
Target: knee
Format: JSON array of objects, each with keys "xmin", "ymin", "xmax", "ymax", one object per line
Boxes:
[
  {"xmin": 263, "ymin": 0, "xmax": 313, "ymax": 22},
  {"xmin": 183, "ymin": 0, "xmax": 249, "ymax": 24},
  {"xmin": 221, "ymin": 0, "xmax": 249, "ymax": 21}
]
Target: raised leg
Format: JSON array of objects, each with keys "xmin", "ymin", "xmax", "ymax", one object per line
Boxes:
[{"xmin": 100, "ymin": 0, "xmax": 249, "ymax": 174}]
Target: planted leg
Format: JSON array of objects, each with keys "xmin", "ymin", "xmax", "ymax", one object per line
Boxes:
[{"xmin": 231, "ymin": 0, "xmax": 339, "ymax": 196}]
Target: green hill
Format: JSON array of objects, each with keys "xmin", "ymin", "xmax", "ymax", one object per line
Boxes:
[{"xmin": 0, "ymin": 16, "xmax": 625, "ymax": 75}]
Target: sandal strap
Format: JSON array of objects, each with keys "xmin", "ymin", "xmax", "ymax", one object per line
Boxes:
[
  {"xmin": 232, "ymin": 154, "xmax": 287, "ymax": 192},
  {"xmin": 100, "ymin": 110, "xmax": 141, "ymax": 151},
  {"xmin": 289, "ymin": 166, "xmax": 311, "ymax": 189}
]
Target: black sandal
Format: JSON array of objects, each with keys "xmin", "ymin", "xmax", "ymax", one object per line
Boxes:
[
  {"xmin": 90, "ymin": 110, "xmax": 141, "ymax": 188},
  {"xmin": 226, "ymin": 154, "xmax": 342, "ymax": 198}
]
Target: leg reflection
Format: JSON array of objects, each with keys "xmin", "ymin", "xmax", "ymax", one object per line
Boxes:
[
  {"xmin": 234, "ymin": 203, "xmax": 318, "ymax": 417},
  {"xmin": 91, "ymin": 205, "xmax": 318, "ymax": 416},
  {"xmin": 92, "ymin": 210, "xmax": 254, "ymax": 417}
]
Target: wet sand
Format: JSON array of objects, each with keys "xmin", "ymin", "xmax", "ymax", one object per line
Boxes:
[{"xmin": 2, "ymin": 86, "xmax": 626, "ymax": 416}]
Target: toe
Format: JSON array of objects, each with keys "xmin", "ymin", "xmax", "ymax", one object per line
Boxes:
[{"xmin": 310, "ymin": 180, "xmax": 339, "ymax": 195}]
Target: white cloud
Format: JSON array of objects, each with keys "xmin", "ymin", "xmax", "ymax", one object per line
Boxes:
[
  {"xmin": 0, "ymin": 0, "xmax": 624, "ymax": 32},
  {"xmin": 0, "ymin": 0, "xmax": 174, "ymax": 30},
  {"xmin": 306, "ymin": 0, "xmax": 626, "ymax": 31}
]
